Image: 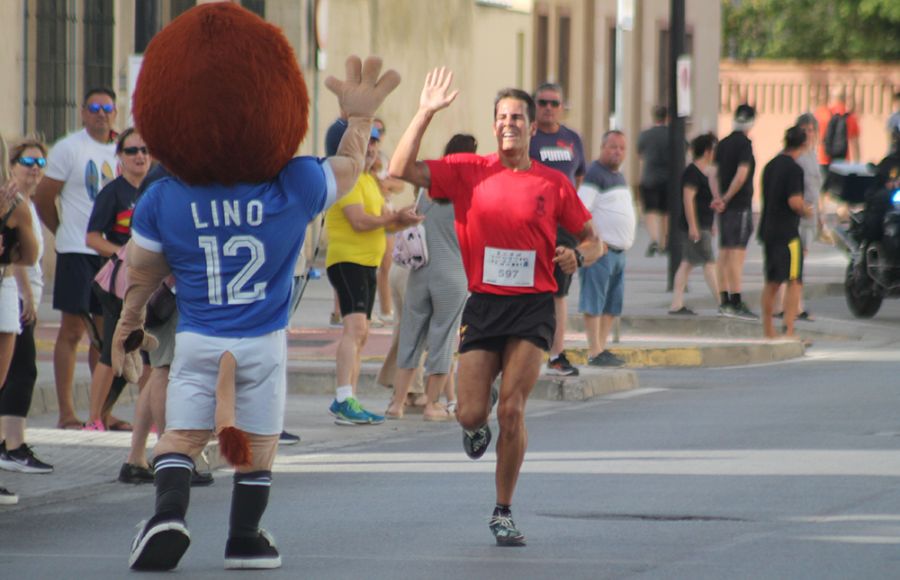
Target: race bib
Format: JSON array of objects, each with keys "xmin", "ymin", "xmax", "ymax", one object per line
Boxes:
[{"xmin": 483, "ymin": 247, "xmax": 536, "ymax": 287}]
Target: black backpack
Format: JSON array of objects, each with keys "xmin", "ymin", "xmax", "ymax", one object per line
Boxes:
[{"xmin": 824, "ymin": 112, "xmax": 850, "ymax": 159}]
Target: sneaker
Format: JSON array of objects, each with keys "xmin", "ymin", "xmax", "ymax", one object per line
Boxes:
[
  {"xmin": 329, "ymin": 312, "xmax": 342, "ymax": 327},
  {"xmin": 0, "ymin": 486, "xmax": 18, "ymax": 505},
  {"xmin": 546, "ymin": 352, "xmax": 579, "ymax": 376},
  {"xmin": 329, "ymin": 397, "xmax": 381, "ymax": 426},
  {"xmin": 489, "ymin": 512, "xmax": 526, "ymax": 546},
  {"xmin": 278, "ymin": 430, "xmax": 301, "ymax": 445},
  {"xmin": 191, "ymin": 469, "xmax": 214, "ymax": 487},
  {"xmin": 129, "ymin": 516, "xmax": 191, "ymax": 571},
  {"xmin": 668, "ymin": 306, "xmax": 696, "ymax": 316},
  {"xmin": 718, "ymin": 303, "xmax": 737, "ymax": 317},
  {"xmin": 118, "ymin": 462, "xmax": 154, "ymax": 484},
  {"xmin": 0, "ymin": 443, "xmax": 53, "ymax": 474},
  {"xmin": 587, "ymin": 350, "xmax": 626, "ymax": 368},
  {"xmin": 362, "ymin": 409, "xmax": 386, "ymax": 425},
  {"xmin": 224, "ymin": 529, "xmax": 281, "ymax": 569},
  {"xmin": 733, "ymin": 302, "xmax": 759, "ymax": 320},
  {"xmin": 462, "ymin": 424, "xmax": 492, "ymax": 460},
  {"xmin": 308, "ymin": 268, "xmax": 321, "ymax": 280},
  {"xmin": 645, "ymin": 241, "xmax": 658, "ymax": 257}
]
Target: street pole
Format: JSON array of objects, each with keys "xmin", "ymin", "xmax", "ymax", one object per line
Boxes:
[{"xmin": 666, "ymin": 0, "xmax": 686, "ymax": 291}]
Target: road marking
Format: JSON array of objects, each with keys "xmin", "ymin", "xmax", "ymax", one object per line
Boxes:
[
  {"xmin": 604, "ymin": 387, "xmax": 669, "ymax": 400},
  {"xmin": 271, "ymin": 449, "xmax": 900, "ymax": 476},
  {"xmin": 793, "ymin": 535, "xmax": 900, "ymax": 545}
]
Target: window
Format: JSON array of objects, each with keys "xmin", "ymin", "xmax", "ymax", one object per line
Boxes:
[
  {"xmin": 135, "ymin": 0, "xmax": 162, "ymax": 54},
  {"xmin": 557, "ymin": 13, "xmax": 571, "ymax": 98},
  {"xmin": 35, "ymin": 0, "xmax": 70, "ymax": 143},
  {"xmin": 241, "ymin": 0, "xmax": 265, "ymax": 18},
  {"xmin": 83, "ymin": 0, "xmax": 115, "ymax": 95},
  {"xmin": 536, "ymin": 13, "xmax": 549, "ymax": 85}
]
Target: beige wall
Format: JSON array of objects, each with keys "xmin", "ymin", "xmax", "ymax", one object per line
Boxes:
[
  {"xmin": 0, "ymin": 2, "xmax": 26, "ymax": 140},
  {"xmin": 719, "ymin": 60, "xmax": 900, "ymax": 207}
]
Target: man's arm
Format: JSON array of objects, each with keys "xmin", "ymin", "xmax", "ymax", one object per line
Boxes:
[
  {"xmin": 389, "ymin": 67, "xmax": 459, "ymax": 189},
  {"xmin": 33, "ymin": 177, "xmax": 64, "ymax": 233},
  {"xmin": 788, "ymin": 192, "xmax": 813, "ymax": 218},
  {"xmin": 324, "ymin": 56, "xmax": 401, "ymax": 198},
  {"xmin": 554, "ymin": 221, "xmax": 604, "ymax": 274},
  {"xmin": 721, "ymin": 163, "xmax": 749, "ymax": 206},
  {"xmin": 85, "ymin": 231, "xmax": 120, "ymax": 258},
  {"xmin": 683, "ymin": 184, "xmax": 700, "ymax": 240}
]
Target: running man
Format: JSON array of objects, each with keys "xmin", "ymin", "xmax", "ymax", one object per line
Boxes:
[{"xmin": 390, "ymin": 68, "xmax": 603, "ymax": 546}]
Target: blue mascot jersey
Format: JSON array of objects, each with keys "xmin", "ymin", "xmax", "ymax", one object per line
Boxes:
[{"xmin": 131, "ymin": 157, "xmax": 336, "ymax": 337}]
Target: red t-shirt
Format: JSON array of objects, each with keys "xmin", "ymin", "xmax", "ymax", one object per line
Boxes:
[{"xmin": 426, "ymin": 152, "xmax": 591, "ymax": 295}]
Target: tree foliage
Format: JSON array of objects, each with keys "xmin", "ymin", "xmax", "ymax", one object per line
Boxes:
[{"xmin": 722, "ymin": 0, "xmax": 900, "ymax": 61}]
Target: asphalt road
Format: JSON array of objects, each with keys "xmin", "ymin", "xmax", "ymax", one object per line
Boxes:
[{"xmin": 3, "ymin": 290, "xmax": 900, "ymax": 579}]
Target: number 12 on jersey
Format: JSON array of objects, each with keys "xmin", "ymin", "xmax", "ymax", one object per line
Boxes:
[{"xmin": 198, "ymin": 235, "xmax": 267, "ymax": 305}]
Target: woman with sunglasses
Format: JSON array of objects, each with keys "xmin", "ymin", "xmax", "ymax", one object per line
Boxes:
[
  {"xmin": 0, "ymin": 136, "xmax": 41, "ymax": 500},
  {"xmin": 83, "ymin": 128, "xmax": 152, "ymax": 432},
  {"xmin": 0, "ymin": 137, "xmax": 53, "ymax": 476}
]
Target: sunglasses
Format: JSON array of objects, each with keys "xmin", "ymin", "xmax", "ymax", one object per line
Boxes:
[
  {"xmin": 16, "ymin": 156, "xmax": 47, "ymax": 169},
  {"xmin": 121, "ymin": 146, "xmax": 149, "ymax": 156},
  {"xmin": 86, "ymin": 103, "xmax": 116, "ymax": 114},
  {"xmin": 537, "ymin": 99, "xmax": 561, "ymax": 108}
]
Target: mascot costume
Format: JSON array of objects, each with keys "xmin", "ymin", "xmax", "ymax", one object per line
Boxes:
[{"xmin": 111, "ymin": 3, "xmax": 399, "ymax": 571}]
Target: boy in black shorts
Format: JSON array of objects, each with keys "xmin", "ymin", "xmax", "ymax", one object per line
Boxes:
[{"xmin": 759, "ymin": 126, "xmax": 813, "ymax": 338}]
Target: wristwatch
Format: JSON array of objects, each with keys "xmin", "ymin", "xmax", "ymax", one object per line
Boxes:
[{"xmin": 573, "ymin": 248, "xmax": 584, "ymax": 268}]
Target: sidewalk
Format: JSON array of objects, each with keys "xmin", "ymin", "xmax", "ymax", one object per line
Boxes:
[{"xmin": 27, "ymin": 225, "xmax": 849, "ymax": 417}]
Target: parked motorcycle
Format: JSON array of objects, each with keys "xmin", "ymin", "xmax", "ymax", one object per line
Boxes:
[{"xmin": 830, "ymin": 161, "xmax": 900, "ymax": 318}]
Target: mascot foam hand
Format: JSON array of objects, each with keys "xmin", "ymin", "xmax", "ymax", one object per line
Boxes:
[
  {"xmin": 325, "ymin": 56, "xmax": 401, "ymax": 120},
  {"xmin": 119, "ymin": 329, "xmax": 159, "ymax": 384}
]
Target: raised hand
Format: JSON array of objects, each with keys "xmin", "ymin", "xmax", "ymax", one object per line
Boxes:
[
  {"xmin": 324, "ymin": 56, "xmax": 401, "ymax": 119},
  {"xmin": 420, "ymin": 67, "xmax": 459, "ymax": 114}
]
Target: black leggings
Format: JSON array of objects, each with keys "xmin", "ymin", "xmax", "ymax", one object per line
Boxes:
[{"xmin": 0, "ymin": 320, "xmax": 36, "ymax": 417}]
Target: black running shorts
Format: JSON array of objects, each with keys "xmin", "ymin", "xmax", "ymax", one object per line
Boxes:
[
  {"xmin": 764, "ymin": 238, "xmax": 803, "ymax": 283},
  {"xmin": 458, "ymin": 292, "xmax": 555, "ymax": 354},
  {"xmin": 327, "ymin": 262, "xmax": 377, "ymax": 318}
]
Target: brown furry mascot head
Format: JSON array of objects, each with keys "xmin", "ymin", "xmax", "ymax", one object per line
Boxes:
[{"xmin": 133, "ymin": 2, "xmax": 309, "ymax": 185}]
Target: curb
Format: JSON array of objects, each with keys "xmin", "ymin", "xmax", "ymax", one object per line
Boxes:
[{"xmin": 564, "ymin": 341, "xmax": 807, "ymax": 368}]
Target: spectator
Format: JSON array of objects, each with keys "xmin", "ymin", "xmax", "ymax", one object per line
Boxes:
[
  {"xmin": 715, "ymin": 104, "xmax": 758, "ymax": 320},
  {"xmin": 815, "ymin": 87, "xmax": 861, "ymax": 172},
  {"xmin": 637, "ymin": 105, "xmax": 671, "ymax": 256},
  {"xmin": 0, "ymin": 135, "xmax": 40, "ymax": 502},
  {"xmin": 325, "ymin": 125, "xmax": 421, "ymax": 425},
  {"xmin": 887, "ymin": 92, "xmax": 900, "ymax": 146},
  {"xmin": 577, "ymin": 130, "xmax": 636, "ymax": 367},
  {"xmin": 371, "ymin": 117, "xmax": 405, "ymax": 326},
  {"xmin": 83, "ymin": 128, "xmax": 152, "ymax": 431},
  {"xmin": 33, "ymin": 87, "xmax": 119, "ymax": 430},
  {"xmin": 0, "ymin": 137, "xmax": 52, "ymax": 474},
  {"xmin": 759, "ymin": 126, "xmax": 813, "ymax": 339},
  {"xmin": 528, "ymin": 82, "xmax": 586, "ymax": 377},
  {"xmin": 384, "ymin": 133, "xmax": 475, "ymax": 420},
  {"xmin": 669, "ymin": 134, "xmax": 720, "ymax": 315},
  {"xmin": 775, "ymin": 113, "xmax": 822, "ymax": 321}
]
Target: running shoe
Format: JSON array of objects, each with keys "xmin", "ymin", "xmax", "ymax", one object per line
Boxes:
[
  {"xmin": 587, "ymin": 350, "xmax": 626, "ymax": 368},
  {"xmin": 717, "ymin": 303, "xmax": 737, "ymax": 317},
  {"xmin": 489, "ymin": 512, "xmax": 527, "ymax": 546},
  {"xmin": 129, "ymin": 516, "xmax": 191, "ymax": 571},
  {"xmin": 0, "ymin": 486, "xmax": 18, "ymax": 505},
  {"xmin": 329, "ymin": 397, "xmax": 380, "ymax": 426},
  {"xmin": 645, "ymin": 241, "xmax": 658, "ymax": 257},
  {"xmin": 462, "ymin": 424, "xmax": 492, "ymax": 460},
  {"xmin": 118, "ymin": 463, "xmax": 155, "ymax": 484},
  {"xmin": 668, "ymin": 306, "xmax": 696, "ymax": 316},
  {"xmin": 328, "ymin": 312, "xmax": 342, "ymax": 327},
  {"xmin": 225, "ymin": 529, "xmax": 281, "ymax": 569},
  {"xmin": 278, "ymin": 430, "xmax": 301, "ymax": 445},
  {"xmin": 546, "ymin": 352, "xmax": 579, "ymax": 376},
  {"xmin": 733, "ymin": 302, "xmax": 759, "ymax": 320},
  {"xmin": 0, "ymin": 443, "xmax": 53, "ymax": 474}
]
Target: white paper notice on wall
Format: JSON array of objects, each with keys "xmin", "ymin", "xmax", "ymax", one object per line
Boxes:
[{"xmin": 676, "ymin": 55, "xmax": 692, "ymax": 118}]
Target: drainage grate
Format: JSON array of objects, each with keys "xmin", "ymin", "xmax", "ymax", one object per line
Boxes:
[{"xmin": 537, "ymin": 512, "xmax": 748, "ymax": 523}]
